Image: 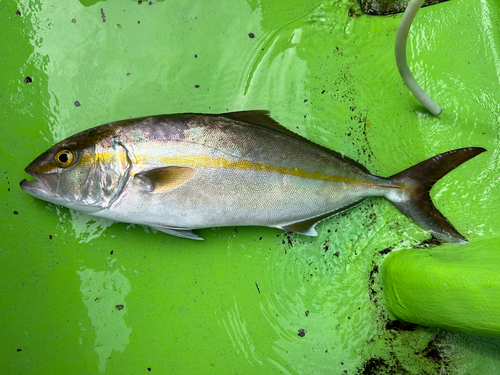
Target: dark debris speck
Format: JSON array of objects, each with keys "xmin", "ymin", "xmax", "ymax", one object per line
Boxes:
[
  {"xmin": 13, "ymin": 211, "xmax": 19, "ymax": 215},
  {"xmin": 194, "ymin": 85, "xmax": 200, "ymax": 88},
  {"xmin": 71, "ymin": 18, "xmax": 76, "ymax": 23},
  {"xmin": 385, "ymin": 319, "xmax": 418, "ymax": 332},
  {"xmin": 74, "ymin": 101, "xmax": 81, "ymax": 107},
  {"xmin": 16, "ymin": 10, "xmax": 21, "ymax": 16},
  {"xmin": 379, "ymin": 247, "xmax": 393, "ymax": 255},
  {"xmin": 414, "ymin": 235, "xmax": 443, "ymax": 249},
  {"xmin": 358, "ymin": 357, "xmax": 407, "ymax": 374},
  {"xmin": 17, "ymin": 348, "xmax": 22, "ymax": 352},
  {"xmin": 116, "ymin": 304, "xmax": 124, "ymax": 311},
  {"xmin": 298, "ymin": 329, "xmax": 306, "ymax": 337},
  {"xmin": 24, "ymin": 76, "xmax": 32, "ymax": 84},
  {"xmin": 248, "ymin": 32, "xmax": 255, "ymax": 38},
  {"xmin": 422, "ymin": 338, "xmax": 445, "ymax": 363}
]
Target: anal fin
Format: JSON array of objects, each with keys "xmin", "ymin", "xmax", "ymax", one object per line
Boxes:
[
  {"xmin": 151, "ymin": 225, "xmax": 203, "ymax": 240},
  {"xmin": 279, "ymin": 199, "xmax": 367, "ymax": 235}
]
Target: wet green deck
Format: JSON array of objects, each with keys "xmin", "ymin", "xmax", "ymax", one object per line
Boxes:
[{"xmin": 1, "ymin": 0, "xmax": 499, "ymax": 373}]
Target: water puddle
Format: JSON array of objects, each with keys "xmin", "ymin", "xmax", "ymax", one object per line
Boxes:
[{"xmin": 77, "ymin": 268, "xmax": 132, "ymax": 373}]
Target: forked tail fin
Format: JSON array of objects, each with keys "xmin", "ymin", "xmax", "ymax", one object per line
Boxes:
[{"xmin": 388, "ymin": 147, "xmax": 486, "ymax": 245}]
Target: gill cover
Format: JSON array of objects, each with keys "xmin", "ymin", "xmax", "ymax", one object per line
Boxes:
[
  {"xmin": 22, "ymin": 137, "xmax": 131, "ymax": 212},
  {"xmin": 78, "ymin": 141, "xmax": 131, "ymax": 209}
]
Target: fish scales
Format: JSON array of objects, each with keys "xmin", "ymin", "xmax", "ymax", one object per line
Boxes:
[
  {"xmin": 20, "ymin": 111, "xmax": 485, "ymax": 242},
  {"xmin": 104, "ymin": 114, "xmax": 386, "ymax": 226}
]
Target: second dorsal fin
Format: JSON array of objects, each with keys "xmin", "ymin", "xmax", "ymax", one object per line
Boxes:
[{"xmin": 222, "ymin": 110, "xmax": 372, "ymax": 174}]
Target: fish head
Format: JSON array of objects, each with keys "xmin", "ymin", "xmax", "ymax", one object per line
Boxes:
[{"xmin": 21, "ymin": 124, "xmax": 131, "ymax": 213}]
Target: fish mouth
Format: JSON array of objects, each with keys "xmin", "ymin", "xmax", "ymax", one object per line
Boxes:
[
  {"xmin": 20, "ymin": 178, "xmax": 52, "ymax": 197},
  {"xmin": 20, "ymin": 165, "xmax": 103, "ymax": 214},
  {"xmin": 20, "ymin": 168, "xmax": 57, "ymax": 199}
]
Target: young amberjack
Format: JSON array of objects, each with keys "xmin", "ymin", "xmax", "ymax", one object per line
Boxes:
[{"xmin": 21, "ymin": 111, "xmax": 485, "ymax": 243}]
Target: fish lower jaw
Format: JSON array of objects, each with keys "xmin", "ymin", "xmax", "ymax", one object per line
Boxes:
[
  {"xmin": 20, "ymin": 179, "xmax": 54, "ymax": 198},
  {"xmin": 20, "ymin": 179, "xmax": 104, "ymax": 214}
]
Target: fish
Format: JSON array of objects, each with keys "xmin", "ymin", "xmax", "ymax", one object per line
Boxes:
[{"xmin": 20, "ymin": 110, "xmax": 485, "ymax": 243}]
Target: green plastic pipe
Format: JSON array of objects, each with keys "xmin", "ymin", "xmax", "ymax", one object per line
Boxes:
[{"xmin": 381, "ymin": 238, "xmax": 500, "ymax": 337}]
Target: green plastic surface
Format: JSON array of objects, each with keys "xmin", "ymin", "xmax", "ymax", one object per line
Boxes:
[
  {"xmin": 382, "ymin": 238, "xmax": 500, "ymax": 337},
  {"xmin": 1, "ymin": 0, "xmax": 500, "ymax": 373}
]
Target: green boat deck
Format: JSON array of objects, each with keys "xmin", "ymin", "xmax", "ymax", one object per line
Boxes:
[{"xmin": 1, "ymin": 0, "xmax": 499, "ymax": 373}]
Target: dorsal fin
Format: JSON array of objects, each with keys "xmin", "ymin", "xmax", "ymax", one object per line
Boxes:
[
  {"xmin": 223, "ymin": 110, "xmax": 284, "ymax": 130},
  {"xmin": 222, "ymin": 110, "xmax": 371, "ymax": 174}
]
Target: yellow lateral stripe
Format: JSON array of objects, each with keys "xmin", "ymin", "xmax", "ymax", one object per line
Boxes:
[
  {"xmin": 155, "ymin": 154, "xmax": 369, "ymax": 185},
  {"xmin": 80, "ymin": 152, "xmax": 129, "ymax": 166},
  {"xmin": 79, "ymin": 152, "xmax": 377, "ymax": 185}
]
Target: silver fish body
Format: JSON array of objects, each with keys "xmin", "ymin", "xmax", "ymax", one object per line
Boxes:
[{"xmin": 21, "ymin": 111, "xmax": 485, "ymax": 242}]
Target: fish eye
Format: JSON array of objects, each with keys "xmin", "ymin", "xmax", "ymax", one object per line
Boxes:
[{"xmin": 55, "ymin": 149, "xmax": 75, "ymax": 168}]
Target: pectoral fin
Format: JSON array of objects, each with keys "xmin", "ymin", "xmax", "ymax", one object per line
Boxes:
[
  {"xmin": 136, "ymin": 167, "xmax": 196, "ymax": 193},
  {"xmin": 151, "ymin": 225, "xmax": 203, "ymax": 240}
]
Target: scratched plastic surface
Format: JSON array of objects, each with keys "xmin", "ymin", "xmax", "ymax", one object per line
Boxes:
[{"xmin": 1, "ymin": 0, "xmax": 500, "ymax": 373}]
